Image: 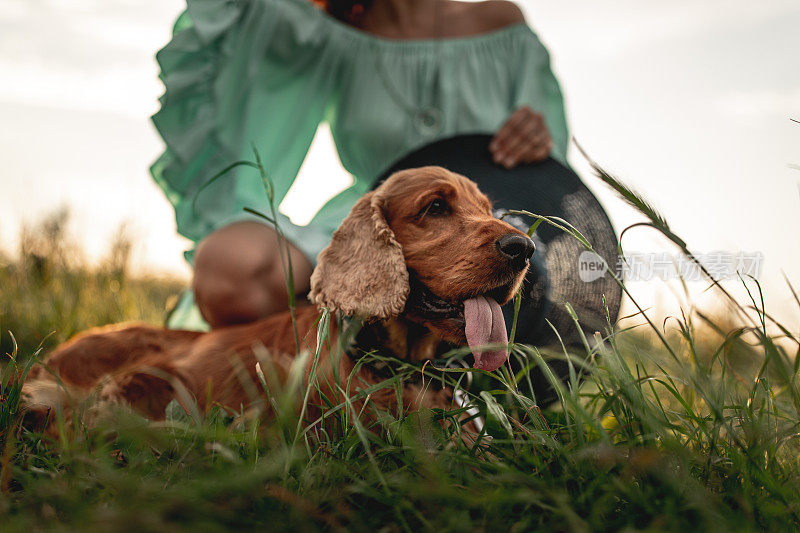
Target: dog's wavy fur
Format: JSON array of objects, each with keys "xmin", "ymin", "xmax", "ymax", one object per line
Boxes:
[{"xmin": 22, "ymin": 167, "xmax": 530, "ymax": 435}]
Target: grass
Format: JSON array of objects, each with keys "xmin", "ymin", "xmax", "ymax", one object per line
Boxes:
[
  {"xmin": 0, "ymin": 209, "xmax": 185, "ymax": 358},
  {"xmin": 1, "ymin": 180, "xmax": 800, "ymax": 531}
]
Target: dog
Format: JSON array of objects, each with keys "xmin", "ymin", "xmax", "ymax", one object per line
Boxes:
[{"xmin": 21, "ymin": 166, "xmax": 535, "ymax": 436}]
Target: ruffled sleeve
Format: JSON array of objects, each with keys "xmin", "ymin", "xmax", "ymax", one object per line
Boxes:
[
  {"xmin": 511, "ymin": 29, "xmax": 570, "ymax": 165},
  {"xmin": 150, "ymin": 0, "xmax": 341, "ymax": 262}
]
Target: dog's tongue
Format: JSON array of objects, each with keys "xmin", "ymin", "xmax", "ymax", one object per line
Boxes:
[{"xmin": 464, "ymin": 296, "xmax": 508, "ymax": 371}]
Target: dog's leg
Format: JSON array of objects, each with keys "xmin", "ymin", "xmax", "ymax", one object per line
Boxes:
[
  {"xmin": 97, "ymin": 364, "xmax": 187, "ymax": 421},
  {"xmin": 21, "ymin": 326, "xmax": 201, "ymax": 434}
]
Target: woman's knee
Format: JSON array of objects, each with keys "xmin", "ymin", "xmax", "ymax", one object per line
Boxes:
[{"xmin": 191, "ymin": 222, "xmax": 312, "ymax": 327}]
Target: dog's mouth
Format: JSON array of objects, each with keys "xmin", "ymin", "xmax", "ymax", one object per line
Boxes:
[{"xmin": 405, "ymin": 277, "xmax": 519, "ymax": 371}]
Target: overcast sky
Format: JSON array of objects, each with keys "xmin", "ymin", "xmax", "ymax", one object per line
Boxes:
[{"xmin": 1, "ymin": 0, "xmax": 798, "ymax": 325}]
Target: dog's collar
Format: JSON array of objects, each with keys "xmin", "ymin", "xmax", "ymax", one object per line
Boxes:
[
  {"xmin": 340, "ymin": 316, "xmax": 483, "ymax": 432},
  {"xmin": 404, "ymin": 278, "xmax": 463, "ymax": 320},
  {"xmin": 340, "ymin": 317, "xmax": 471, "ymax": 390}
]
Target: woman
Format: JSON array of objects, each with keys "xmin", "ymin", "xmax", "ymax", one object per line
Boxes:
[{"xmin": 152, "ymin": 0, "xmax": 567, "ymax": 329}]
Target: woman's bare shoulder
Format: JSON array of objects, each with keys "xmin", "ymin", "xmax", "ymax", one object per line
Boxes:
[{"xmin": 448, "ymin": 0, "xmax": 526, "ymax": 32}]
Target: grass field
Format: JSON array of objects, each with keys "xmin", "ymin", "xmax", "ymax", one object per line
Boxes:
[{"xmin": 2, "ymin": 188, "xmax": 800, "ymax": 531}]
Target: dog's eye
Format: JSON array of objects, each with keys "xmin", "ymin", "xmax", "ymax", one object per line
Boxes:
[{"xmin": 420, "ymin": 198, "xmax": 449, "ymax": 218}]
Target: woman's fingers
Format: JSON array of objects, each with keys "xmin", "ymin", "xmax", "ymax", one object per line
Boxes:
[
  {"xmin": 522, "ymin": 144, "xmax": 551, "ymax": 164},
  {"xmin": 490, "ymin": 108, "xmax": 528, "ymax": 163},
  {"xmin": 520, "ymin": 133, "xmax": 553, "ymax": 164},
  {"xmin": 490, "ymin": 107, "xmax": 552, "ymax": 168},
  {"xmin": 499, "ymin": 123, "xmax": 537, "ymax": 166}
]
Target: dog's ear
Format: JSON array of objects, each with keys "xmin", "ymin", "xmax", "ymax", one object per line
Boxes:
[{"xmin": 310, "ymin": 191, "xmax": 409, "ymax": 320}]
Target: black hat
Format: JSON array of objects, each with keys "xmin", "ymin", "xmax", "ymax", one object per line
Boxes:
[{"xmin": 376, "ymin": 134, "xmax": 621, "ymax": 352}]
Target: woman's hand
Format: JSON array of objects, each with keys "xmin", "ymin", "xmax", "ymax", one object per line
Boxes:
[{"xmin": 489, "ymin": 106, "xmax": 553, "ymax": 168}]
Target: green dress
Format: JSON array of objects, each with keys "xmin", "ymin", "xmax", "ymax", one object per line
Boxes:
[{"xmin": 151, "ymin": 0, "xmax": 569, "ymax": 266}]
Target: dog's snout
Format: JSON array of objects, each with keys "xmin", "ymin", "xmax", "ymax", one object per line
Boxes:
[{"xmin": 495, "ymin": 234, "xmax": 535, "ymax": 266}]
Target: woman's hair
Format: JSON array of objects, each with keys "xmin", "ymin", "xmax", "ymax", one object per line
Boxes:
[{"xmin": 312, "ymin": 0, "xmax": 375, "ymax": 26}]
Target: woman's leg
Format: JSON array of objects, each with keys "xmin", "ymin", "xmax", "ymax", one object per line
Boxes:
[{"xmin": 192, "ymin": 222, "xmax": 313, "ymax": 328}]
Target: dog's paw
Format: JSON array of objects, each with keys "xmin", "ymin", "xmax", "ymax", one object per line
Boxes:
[{"xmin": 18, "ymin": 380, "xmax": 67, "ymax": 436}]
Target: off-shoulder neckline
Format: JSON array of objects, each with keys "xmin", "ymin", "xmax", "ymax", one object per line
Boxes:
[
  {"xmin": 336, "ymin": 19, "xmax": 532, "ymax": 48},
  {"xmin": 285, "ymin": 0, "xmax": 533, "ymax": 50}
]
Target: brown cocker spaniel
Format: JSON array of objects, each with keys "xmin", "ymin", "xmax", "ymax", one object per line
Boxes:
[{"xmin": 22, "ymin": 166, "xmax": 535, "ymax": 435}]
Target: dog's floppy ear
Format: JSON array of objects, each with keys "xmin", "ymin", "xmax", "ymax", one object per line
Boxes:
[{"xmin": 310, "ymin": 191, "xmax": 409, "ymax": 320}]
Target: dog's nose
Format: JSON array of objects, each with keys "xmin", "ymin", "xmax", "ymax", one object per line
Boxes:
[{"xmin": 495, "ymin": 234, "xmax": 535, "ymax": 266}]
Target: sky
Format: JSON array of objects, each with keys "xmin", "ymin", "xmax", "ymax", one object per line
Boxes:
[{"xmin": 1, "ymin": 0, "xmax": 798, "ymax": 326}]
